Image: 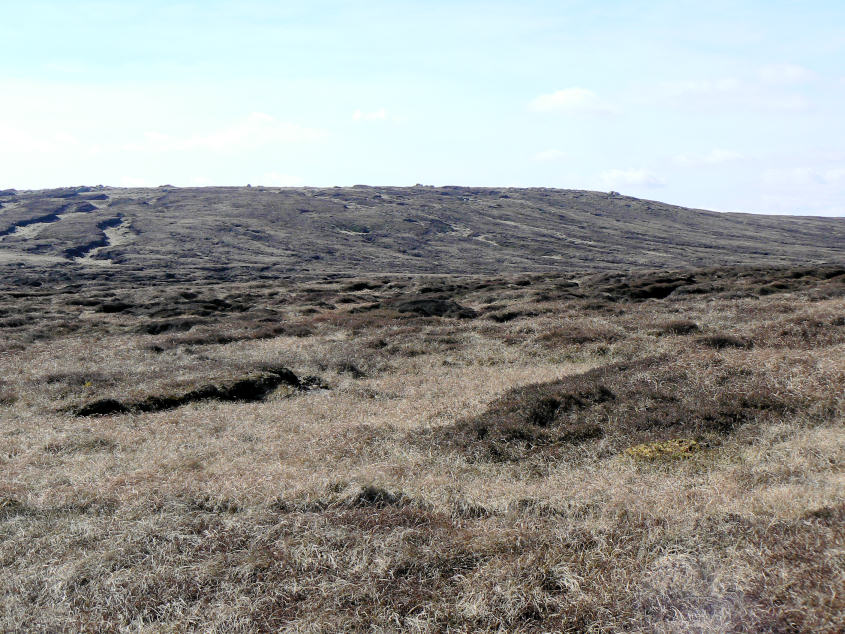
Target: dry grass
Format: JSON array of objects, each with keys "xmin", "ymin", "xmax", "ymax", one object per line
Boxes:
[{"xmin": 0, "ymin": 265, "xmax": 843, "ymax": 632}]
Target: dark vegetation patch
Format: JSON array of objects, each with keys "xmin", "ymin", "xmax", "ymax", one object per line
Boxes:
[
  {"xmin": 340, "ymin": 295, "xmax": 478, "ymax": 323},
  {"xmin": 74, "ymin": 367, "xmax": 320, "ymax": 416},
  {"xmin": 0, "ymin": 317, "xmax": 28, "ymax": 328},
  {"xmin": 136, "ymin": 317, "xmax": 205, "ymax": 335},
  {"xmin": 0, "ymin": 384, "xmax": 17, "ymax": 406},
  {"xmin": 422, "ymin": 356, "xmax": 811, "ymax": 462},
  {"xmin": 344, "ymin": 280, "xmax": 382, "ymax": 291},
  {"xmin": 183, "ymin": 494, "xmax": 242, "ymax": 515},
  {"xmin": 94, "ymin": 295, "xmax": 251, "ymax": 318},
  {"xmin": 335, "ymin": 295, "xmax": 361, "ymax": 304},
  {"xmin": 580, "ymin": 265, "xmax": 845, "ymax": 304},
  {"xmin": 336, "ymin": 222, "xmax": 370, "ymax": 234},
  {"xmin": 65, "ymin": 297, "xmax": 101, "ymax": 307},
  {"xmin": 97, "ymin": 301, "xmax": 133, "ymax": 314},
  {"xmin": 42, "ymin": 371, "xmax": 113, "ymax": 388},
  {"xmin": 660, "ymin": 319, "xmax": 700, "ymax": 335},
  {"xmin": 348, "ymin": 484, "xmax": 408, "ymax": 508},
  {"xmin": 0, "ymin": 497, "xmax": 27, "ymax": 519},
  {"xmin": 536, "ymin": 324, "xmax": 622, "ymax": 346},
  {"xmin": 697, "ymin": 334, "xmax": 752, "ymax": 349},
  {"xmin": 272, "ymin": 485, "xmax": 417, "ymax": 514},
  {"xmin": 486, "ymin": 309, "xmax": 540, "ymax": 323},
  {"xmin": 386, "ymin": 296, "xmax": 478, "ymax": 319},
  {"xmin": 590, "ymin": 273, "xmax": 694, "ymax": 301}
]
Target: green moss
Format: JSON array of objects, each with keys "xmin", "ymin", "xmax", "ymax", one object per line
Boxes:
[{"xmin": 624, "ymin": 438, "xmax": 701, "ymax": 461}]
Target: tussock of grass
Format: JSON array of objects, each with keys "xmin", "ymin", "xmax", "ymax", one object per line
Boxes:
[
  {"xmin": 660, "ymin": 319, "xmax": 700, "ymax": 335},
  {"xmin": 0, "ymin": 387, "xmax": 17, "ymax": 406},
  {"xmin": 43, "ymin": 434, "xmax": 116, "ymax": 454},
  {"xmin": 698, "ymin": 333, "xmax": 753, "ymax": 349},
  {"xmin": 535, "ymin": 323, "xmax": 622, "ymax": 346},
  {"xmin": 0, "ymin": 497, "xmax": 27, "ymax": 518}
]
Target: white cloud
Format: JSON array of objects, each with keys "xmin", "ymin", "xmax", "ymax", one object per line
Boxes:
[
  {"xmin": 528, "ymin": 88, "xmax": 617, "ymax": 114},
  {"xmin": 757, "ymin": 189, "xmax": 845, "ymax": 217},
  {"xmin": 599, "ymin": 168, "xmax": 665, "ymax": 188},
  {"xmin": 661, "ymin": 78, "xmax": 743, "ymax": 98},
  {"xmin": 44, "ymin": 61, "xmax": 89, "ymax": 74},
  {"xmin": 763, "ymin": 94, "xmax": 812, "ymax": 111},
  {"xmin": 674, "ymin": 149, "xmax": 744, "ymax": 166},
  {"xmin": 658, "ymin": 77, "xmax": 810, "ymax": 111},
  {"xmin": 125, "ymin": 113, "xmax": 328, "ymax": 152},
  {"xmin": 533, "ymin": 148, "xmax": 567, "ymax": 161},
  {"xmin": 352, "ymin": 108, "xmax": 388, "ymax": 121},
  {"xmin": 762, "ymin": 166, "xmax": 845, "ymax": 186},
  {"xmin": 0, "ymin": 125, "xmax": 82, "ymax": 154},
  {"xmin": 758, "ymin": 63, "xmax": 816, "ymax": 84}
]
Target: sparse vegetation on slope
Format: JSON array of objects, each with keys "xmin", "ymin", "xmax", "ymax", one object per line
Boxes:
[{"xmin": 0, "ymin": 186, "xmax": 843, "ymax": 285}]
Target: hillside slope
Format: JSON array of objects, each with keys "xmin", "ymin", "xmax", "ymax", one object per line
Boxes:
[{"xmin": 0, "ymin": 185, "xmax": 842, "ymax": 282}]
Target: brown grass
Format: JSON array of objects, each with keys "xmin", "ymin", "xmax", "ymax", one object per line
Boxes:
[{"xmin": 0, "ymin": 265, "xmax": 843, "ymax": 632}]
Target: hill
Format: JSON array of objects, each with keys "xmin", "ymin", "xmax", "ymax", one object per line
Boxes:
[{"xmin": 0, "ymin": 185, "xmax": 842, "ymax": 284}]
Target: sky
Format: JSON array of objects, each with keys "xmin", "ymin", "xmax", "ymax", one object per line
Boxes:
[{"xmin": 2, "ymin": 1, "xmax": 844, "ymax": 216}]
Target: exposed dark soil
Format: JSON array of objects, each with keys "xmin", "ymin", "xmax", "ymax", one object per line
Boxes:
[{"xmin": 74, "ymin": 367, "xmax": 317, "ymax": 416}]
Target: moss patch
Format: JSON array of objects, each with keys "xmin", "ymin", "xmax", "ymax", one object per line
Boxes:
[{"xmin": 624, "ymin": 438, "xmax": 701, "ymax": 461}]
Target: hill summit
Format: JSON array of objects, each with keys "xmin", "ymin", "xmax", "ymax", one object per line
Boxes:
[{"xmin": 0, "ymin": 185, "xmax": 841, "ymax": 283}]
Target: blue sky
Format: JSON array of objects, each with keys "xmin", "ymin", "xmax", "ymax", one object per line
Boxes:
[{"xmin": 2, "ymin": 1, "xmax": 844, "ymax": 215}]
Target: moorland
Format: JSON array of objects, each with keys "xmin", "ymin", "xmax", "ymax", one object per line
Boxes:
[{"xmin": 0, "ymin": 186, "xmax": 843, "ymax": 632}]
